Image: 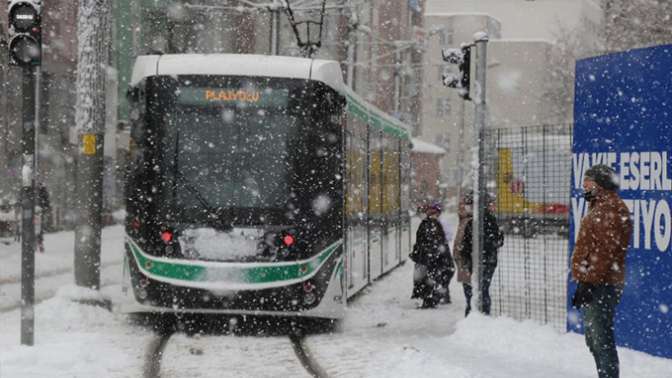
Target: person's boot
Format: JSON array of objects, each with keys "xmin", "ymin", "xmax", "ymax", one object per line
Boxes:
[
  {"xmin": 421, "ymin": 298, "xmax": 437, "ymax": 309},
  {"xmin": 442, "ymin": 290, "xmax": 451, "ymax": 304}
]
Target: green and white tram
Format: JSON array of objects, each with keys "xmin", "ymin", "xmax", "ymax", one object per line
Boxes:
[{"xmin": 122, "ymin": 54, "xmax": 412, "ymax": 321}]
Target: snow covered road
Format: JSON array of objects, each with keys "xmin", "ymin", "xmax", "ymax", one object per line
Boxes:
[{"xmin": 1, "ymin": 223, "xmax": 671, "ymax": 377}]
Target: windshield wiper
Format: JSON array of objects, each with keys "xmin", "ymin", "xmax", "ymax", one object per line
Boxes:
[{"xmin": 173, "ymin": 132, "xmax": 232, "ymax": 231}]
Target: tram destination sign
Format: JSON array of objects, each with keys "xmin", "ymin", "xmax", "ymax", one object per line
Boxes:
[{"xmin": 177, "ymin": 87, "xmax": 289, "ymax": 107}]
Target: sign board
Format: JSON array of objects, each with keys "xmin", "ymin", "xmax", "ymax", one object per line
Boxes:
[
  {"xmin": 570, "ymin": 44, "xmax": 672, "ymax": 358},
  {"xmin": 82, "ymin": 134, "xmax": 97, "ymax": 156}
]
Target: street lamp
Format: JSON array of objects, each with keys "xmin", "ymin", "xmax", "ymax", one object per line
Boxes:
[{"xmin": 284, "ymin": 0, "xmax": 327, "ymax": 57}]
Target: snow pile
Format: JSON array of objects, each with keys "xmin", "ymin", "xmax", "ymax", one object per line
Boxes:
[{"xmin": 0, "ymin": 285, "xmax": 149, "ymax": 378}]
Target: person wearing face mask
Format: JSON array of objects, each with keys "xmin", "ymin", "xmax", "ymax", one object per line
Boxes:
[
  {"xmin": 571, "ymin": 164, "xmax": 632, "ymax": 378},
  {"xmin": 453, "ymin": 190, "xmax": 504, "ymax": 316}
]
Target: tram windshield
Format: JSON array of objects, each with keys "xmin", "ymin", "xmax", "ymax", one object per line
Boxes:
[{"xmin": 161, "ymin": 77, "xmax": 303, "ymax": 222}]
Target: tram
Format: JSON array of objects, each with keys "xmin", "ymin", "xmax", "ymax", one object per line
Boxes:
[{"xmin": 121, "ymin": 54, "xmax": 413, "ymax": 321}]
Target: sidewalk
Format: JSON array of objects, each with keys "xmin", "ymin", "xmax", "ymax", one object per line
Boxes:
[{"xmin": 0, "ymin": 225, "xmax": 125, "ymax": 311}]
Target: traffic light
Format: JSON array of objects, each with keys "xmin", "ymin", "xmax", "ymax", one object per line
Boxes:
[
  {"xmin": 441, "ymin": 45, "xmax": 471, "ymax": 100},
  {"xmin": 7, "ymin": 0, "xmax": 42, "ymax": 66}
]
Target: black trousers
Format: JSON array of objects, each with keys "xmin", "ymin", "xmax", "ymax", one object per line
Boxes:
[{"xmin": 463, "ymin": 263, "xmax": 497, "ymax": 315}]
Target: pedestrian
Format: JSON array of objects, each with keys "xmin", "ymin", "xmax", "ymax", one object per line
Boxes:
[
  {"xmin": 453, "ymin": 190, "xmax": 504, "ymax": 316},
  {"xmin": 438, "ymin": 209, "xmax": 455, "ymax": 303},
  {"xmin": 36, "ymin": 183, "xmax": 51, "ymax": 253},
  {"xmin": 571, "ymin": 164, "xmax": 632, "ymax": 378},
  {"xmin": 409, "ymin": 202, "xmax": 454, "ymax": 308}
]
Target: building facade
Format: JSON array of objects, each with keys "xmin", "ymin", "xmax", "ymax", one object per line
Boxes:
[
  {"xmin": 420, "ymin": 0, "xmax": 603, "ymax": 193},
  {"xmin": 114, "ymin": 0, "xmax": 425, "ymax": 131}
]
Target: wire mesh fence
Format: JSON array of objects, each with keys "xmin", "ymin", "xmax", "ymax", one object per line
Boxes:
[{"xmin": 483, "ymin": 124, "xmax": 573, "ymax": 331}]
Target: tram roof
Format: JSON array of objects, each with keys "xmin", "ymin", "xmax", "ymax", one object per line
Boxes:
[
  {"xmin": 130, "ymin": 53, "xmax": 345, "ymax": 93},
  {"xmin": 130, "ymin": 53, "xmax": 411, "ymax": 140}
]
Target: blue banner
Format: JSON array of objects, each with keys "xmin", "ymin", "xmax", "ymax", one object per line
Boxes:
[
  {"xmin": 570, "ymin": 44, "xmax": 672, "ymax": 358},
  {"xmin": 408, "ymin": 0, "xmax": 422, "ymax": 13}
]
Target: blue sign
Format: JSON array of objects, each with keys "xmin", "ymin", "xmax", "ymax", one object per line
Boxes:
[
  {"xmin": 408, "ymin": 0, "xmax": 422, "ymax": 13},
  {"xmin": 570, "ymin": 44, "xmax": 672, "ymax": 358}
]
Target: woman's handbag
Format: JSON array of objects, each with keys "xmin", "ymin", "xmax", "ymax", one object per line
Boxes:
[
  {"xmin": 409, "ymin": 244, "xmax": 421, "ymax": 263},
  {"xmin": 572, "ymin": 282, "xmax": 595, "ymax": 309}
]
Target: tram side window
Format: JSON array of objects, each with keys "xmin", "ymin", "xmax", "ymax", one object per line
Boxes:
[
  {"xmin": 382, "ymin": 134, "xmax": 401, "ymax": 218},
  {"xmin": 127, "ymin": 84, "xmax": 146, "ymax": 153},
  {"xmin": 400, "ymin": 141, "xmax": 411, "ymax": 214},
  {"xmin": 345, "ymin": 115, "xmax": 367, "ymax": 221},
  {"xmin": 368, "ymin": 130, "xmax": 383, "ymax": 219}
]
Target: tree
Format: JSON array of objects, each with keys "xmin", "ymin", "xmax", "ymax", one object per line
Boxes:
[
  {"xmin": 603, "ymin": 0, "xmax": 672, "ymax": 51},
  {"xmin": 545, "ymin": 20, "xmax": 605, "ymax": 124}
]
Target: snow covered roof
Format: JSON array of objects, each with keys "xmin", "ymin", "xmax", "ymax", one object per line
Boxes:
[
  {"xmin": 130, "ymin": 54, "xmax": 344, "ymax": 93},
  {"xmin": 411, "ymin": 138, "xmax": 446, "ymax": 155}
]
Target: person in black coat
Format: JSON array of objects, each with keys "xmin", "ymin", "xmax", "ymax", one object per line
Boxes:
[
  {"xmin": 453, "ymin": 191, "xmax": 504, "ymax": 316},
  {"xmin": 410, "ymin": 203, "xmax": 455, "ymax": 308}
]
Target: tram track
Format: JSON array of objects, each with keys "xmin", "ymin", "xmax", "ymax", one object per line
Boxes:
[
  {"xmin": 143, "ymin": 320, "xmax": 330, "ymax": 378},
  {"xmin": 144, "ymin": 330, "xmax": 173, "ymax": 378},
  {"xmin": 289, "ymin": 331, "xmax": 330, "ymax": 378}
]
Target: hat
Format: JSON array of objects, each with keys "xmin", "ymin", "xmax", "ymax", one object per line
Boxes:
[
  {"xmin": 425, "ymin": 202, "xmax": 443, "ymax": 214},
  {"xmin": 461, "ymin": 190, "xmax": 495, "ymax": 204},
  {"xmin": 584, "ymin": 164, "xmax": 619, "ymax": 191},
  {"xmin": 461, "ymin": 190, "xmax": 474, "ymax": 204}
]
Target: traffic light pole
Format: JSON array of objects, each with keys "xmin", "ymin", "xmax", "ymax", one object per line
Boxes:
[
  {"xmin": 20, "ymin": 65, "xmax": 37, "ymax": 346},
  {"xmin": 471, "ymin": 32, "xmax": 488, "ymax": 314}
]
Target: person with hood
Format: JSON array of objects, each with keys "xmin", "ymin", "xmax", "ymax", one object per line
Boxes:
[
  {"xmin": 410, "ymin": 202, "xmax": 454, "ymax": 308},
  {"xmin": 453, "ymin": 190, "xmax": 503, "ymax": 316},
  {"xmin": 571, "ymin": 164, "xmax": 632, "ymax": 378}
]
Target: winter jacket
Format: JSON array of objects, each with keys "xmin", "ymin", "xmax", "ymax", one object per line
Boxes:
[
  {"xmin": 453, "ymin": 210, "xmax": 503, "ymax": 275},
  {"xmin": 411, "ymin": 217, "xmax": 453, "ymax": 271},
  {"xmin": 571, "ymin": 190, "xmax": 632, "ymax": 285}
]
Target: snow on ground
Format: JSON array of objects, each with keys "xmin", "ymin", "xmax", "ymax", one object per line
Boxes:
[
  {"xmin": 0, "ymin": 285, "xmax": 151, "ymax": 378},
  {"xmin": 1, "ymin": 221, "xmax": 671, "ymax": 377},
  {"xmin": 308, "ymin": 260, "xmax": 672, "ymax": 378},
  {"xmin": 161, "ymin": 334, "xmax": 312, "ymax": 378},
  {"xmin": 0, "ymin": 225, "xmax": 125, "ymax": 311}
]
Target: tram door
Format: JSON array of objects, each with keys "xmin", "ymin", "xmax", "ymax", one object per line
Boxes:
[
  {"xmin": 345, "ymin": 120, "xmax": 369, "ymax": 295},
  {"xmin": 368, "ymin": 129, "xmax": 384, "ymax": 280},
  {"xmin": 382, "ymin": 134, "xmax": 402, "ymax": 274},
  {"xmin": 400, "ymin": 141, "xmax": 412, "ymax": 259}
]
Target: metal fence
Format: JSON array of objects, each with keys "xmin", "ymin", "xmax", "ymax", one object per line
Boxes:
[{"xmin": 484, "ymin": 125, "xmax": 572, "ymax": 330}]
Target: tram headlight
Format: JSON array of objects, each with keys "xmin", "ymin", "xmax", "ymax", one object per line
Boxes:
[
  {"xmin": 138, "ymin": 288, "xmax": 148, "ymax": 300},
  {"xmin": 303, "ymin": 291, "xmax": 317, "ymax": 306}
]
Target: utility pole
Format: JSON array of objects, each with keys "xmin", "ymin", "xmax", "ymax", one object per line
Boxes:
[
  {"xmin": 74, "ymin": 0, "xmax": 110, "ymax": 290},
  {"xmin": 269, "ymin": 4, "xmax": 280, "ymax": 55},
  {"xmin": 393, "ymin": 49, "xmax": 401, "ymax": 115},
  {"xmin": 345, "ymin": 9, "xmax": 358, "ymax": 89},
  {"xmin": 471, "ymin": 32, "xmax": 488, "ymax": 313},
  {"xmin": 0, "ymin": 30, "xmax": 7, "ymax": 166}
]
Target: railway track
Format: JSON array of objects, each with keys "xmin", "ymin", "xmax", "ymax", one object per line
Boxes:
[{"xmin": 143, "ymin": 316, "xmax": 330, "ymax": 378}]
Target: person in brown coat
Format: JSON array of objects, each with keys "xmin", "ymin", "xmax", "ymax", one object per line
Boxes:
[
  {"xmin": 453, "ymin": 191, "xmax": 503, "ymax": 316},
  {"xmin": 571, "ymin": 164, "xmax": 632, "ymax": 378}
]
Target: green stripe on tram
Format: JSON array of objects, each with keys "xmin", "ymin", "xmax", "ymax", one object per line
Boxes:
[
  {"xmin": 128, "ymin": 238, "xmax": 342, "ymax": 284},
  {"xmin": 128, "ymin": 241, "xmax": 206, "ymax": 281},
  {"xmin": 345, "ymin": 93, "xmax": 409, "ymax": 139}
]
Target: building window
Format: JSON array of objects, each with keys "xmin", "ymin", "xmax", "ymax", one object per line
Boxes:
[
  {"xmin": 438, "ymin": 29, "xmax": 453, "ymax": 46},
  {"xmin": 436, "ymin": 98, "xmax": 451, "ymax": 117}
]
